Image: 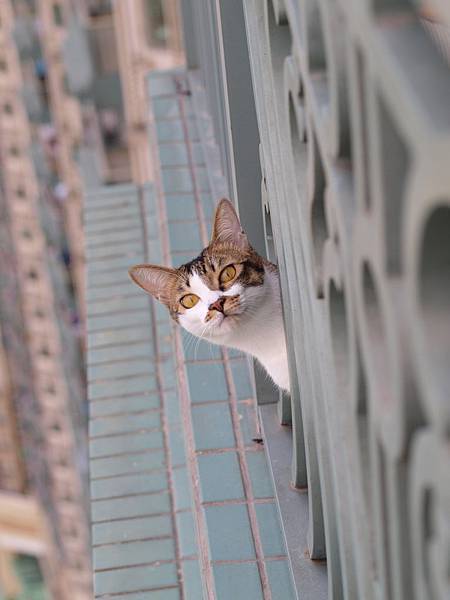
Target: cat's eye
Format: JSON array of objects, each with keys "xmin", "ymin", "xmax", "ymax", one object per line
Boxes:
[
  {"xmin": 180, "ymin": 294, "xmax": 199, "ymax": 309},
  {"xmin": 219, "ymin": 265, "xmax": 236, "ymax": 284}
]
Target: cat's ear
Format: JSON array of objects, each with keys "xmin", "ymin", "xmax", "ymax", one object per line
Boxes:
[
  {"xmin": 129, "ymin": 264, "xmax": 178, "ymax": 305},
  {"xmin": 211, "ymin": 198, "xmax": 249, "ymax": 249}
]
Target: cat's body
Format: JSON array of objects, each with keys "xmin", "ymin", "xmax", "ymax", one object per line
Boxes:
[{"xmin": 129, "ymin": 199, "xmax": 290, "ymax": 392}]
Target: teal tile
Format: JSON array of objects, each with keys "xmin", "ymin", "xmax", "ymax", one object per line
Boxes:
[
  {"xmin": 154, "ymin": 298, "xmax": 170, "ymax": 322},
  {"xmin": 90, "ymin": 450, "xmax": 165, "ymax": 479},
  {"xmin": 193, "ymin": 166, "xmax": 209, "ymax": 192},
  {"xmin": 157, "ymin": 141, "xmax": 202, "ymax": 168},
  {"xmin": 87, "ymin": 310, "xmax": 150, "ymax": 333},
  {"xmin": 162, "ymin": 167, "xmax": 194, "ymax": 194},
  {"xmin": 198, "ymin": 452, "xmax": 244, "ymax": 502},
  {"xmin": 90, "ymin": 431, "xmax": 164, "ymax": 458},
  {"xmin": 182, "ymin": 560, "xmax": 204, "ymax": 600},
  {"xmin": 175, "ymin": 511, "xmax": 198, "ymax": 558},
  {"xmin": 155, "ymin": 115, "xmax": 198, "ymax": 141},
  {"xmin": 149, "ymin": 75, "xmax": 177, "ymax": 97},
  {"xmin": 86, "ymin": 240, "xmax": 144, "ymax": 260},
  {"xmin": 90, "ymin": 470, "xmax": 167, "ymax": 500},
  {"xmin": 168, "ymin": 221, "xmax": 202, "ymax": 252},
  {"xmin": 92, "ymin": 514, "xmax": 172, "ymax": 545},
  {"xmin": 147, "ymin": 589, "xmax": 180, "ymax": 600},
  {"xmin": 163, "ymin": 389, "xmax": 181, "ymax": 427},
  {"xmin": 168, "ymin": 426, "xmax": 187, "ymax": 466},
  {"xmin": 182, "ymin": 329, "xmax": 221, "ymax": 360},
  {"xmin": 192, "ymin": 404, "xmax": 235, "ymax": 450},
  {"xmin": 159, "ymin": 143, "xmax": 188, "ymax": 167},
  {"xmin": 172, "ymin": 467, "xmax": 192, "ymax": 511},
  {"xmin": 201, "ymin": 193, "xmax": 215, "ymax": 221},
  {"xmin": 86, "ymin": 248, "xmax": 142, "ymax": 268},
  {"xmin": 85, "ymin": 198, "xmax": 138, "ymax": 212},
  {"xmin": 156, "ymin": 120, "xmax": 184, "ymax": 142},
  {"xmin": 172, "ymin": 253, "xmax": 198, "ymax": 267},
  {"xmin": 89, "ymin": 411, "xmax": 161, "ymax": 437},
  {"xmin": 85, "ymin": 182, "xmax": 137, "ymax": 202},
  {"xmin": 88, "ymin": 358, "xmax": 153, "ymax": 381},
  {"xmin": 161, "ymin": 356, "xmax": 177, "ymax": 390},
  {"xmin": 186, "ymin": 362, "xmax": 228, "ymax": 403},
  {"xmin": 86, "ymin": 282, "xmax": 137, "ymax": 302},
  {"xmin": 157, "ymin": 321, "xmax": 173, "ymax": 355},
  {"xmin": 89, "ymin": 394, "xmax": 160, "ymax": 417},
  {"xmin": 144, "ymin": 191, "xmax": 157, "ymax": 218},
  {"xmin": 85, "ymin": 202, "xmax": 138, "ymax": 216},
  {"xmin": 87, "ymin": 271, "xmax": 132, "ymax": 289},
  {"xmin": 213, "ymin": 563, "xmax": 263, "ymax": 600},
  {"xmin": 86, "ymin": 227, "xmax": 140, "ymax": 247},
  {"xmin": 165, "ymin": 194, "xmax": 196, "ymax": 221},
  {"xmin": 95, "ymin": 562, "xmax": 178, "ymax": 595},
  {"xmin": 152, "ymin": 97, "xmax": 180, "ymax": 118},
  {"xmin": 93, "ymin": 538, "xmax": 175, "ymax": 570},
  {"xmin": 85, "ymin": 215, "xmax": 141, "ymax": 235},
  {"xmin": 255, "ymin": 503, "xmax": 286, "ymax": 556},
  {"xmin": 91, "ymin": 491, "xmax": 171, "ymax": 522},
  {"xmin": 85, "ymin": 186, "xmax": 138, "ymax": 203},
  {"xmin": 246, "ymin": 451, "xmax": 274, "ymax": 498},
  {"xmin": 86, "ymin": 294, "xmax": 148, "ymax": 316},
  {"xmin": 88, "ymin": 342, "xmax": 154, "ymax": 365},
  {"xmin": 147, "ymin": 214, "xmax": 160, "ymax": 239},
  {"xmin": 88, "ymin": 374, "xmax": 157, "ymax": 400},
  {"xmin": 231, "ymin": 360, "xmax": 254, "ymax": 399},
  {"xmin": 204, "ymin": 504, "xmax": 255, "ymax": 560},
  {"xmin": 266, "ymin": 560, "xmax": 297, "ymax": 600},
  {"xmin": 190, "ymin": 142, "xmax": 204, "ymax": 164},
  {"xmin": 88, "ymin": 326, "xmax": 151, "ymax": 349},
  {"xmin": 148, "ymin": 238, "xmax": 163, "ymax": 263},
  {"xmin": 86, "ymin": 207, "xmax": 141, "ymax": 225},
  {"xmin": 236, "ymin": 401, "xmax": 258, "ymax": 446},
  {"xmin": 109, "ymin": 589, "xmax": 180, "ymax": 600},
  {"xmin": 186, "ymin": 116, "xmax": 198, "ymax": 139}
]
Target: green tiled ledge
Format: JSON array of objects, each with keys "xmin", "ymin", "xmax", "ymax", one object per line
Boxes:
[
  {"xmin": 147, "ymin": 69, "xmax": 297, "ymax": 600},
  {"xmin": 86, "ymin": 184, "xmax": 190, "ymax": 599},
  {"xmin": 86, "ymin": 69, "xmax": 296, "ymax": 600}
]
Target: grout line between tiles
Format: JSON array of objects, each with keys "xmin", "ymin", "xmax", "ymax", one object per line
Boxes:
[
  {"xmin": 179, "ymin": 78, "xmax": 273, "ymax": 600},
  {"xmin": 137, "ymin": 177, "xmax": 186, "ymax": 599},
  {"xmin": 151, "ymin": 77, "xmax": 216, "ymax": 600},
  {"xmin": 92, "ymin": 534, "xmax": 174, "ymax": 549},
  {"xmin": 94, "ymin": 584, "xmax": 179, "ymax": 598}
]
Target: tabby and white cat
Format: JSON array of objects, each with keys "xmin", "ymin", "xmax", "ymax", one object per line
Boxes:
[{"xmin": 129, "ymin": 199, "xmax": 289, "ymax": 391}]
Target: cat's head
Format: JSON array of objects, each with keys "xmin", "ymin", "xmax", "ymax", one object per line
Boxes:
[{"xmin": 129, "ymin": 198, "xmax": 269, "ymax": 341}]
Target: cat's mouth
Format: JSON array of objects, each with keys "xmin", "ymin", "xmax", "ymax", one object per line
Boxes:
[
  {"xmin": 205, "ymin": 295, "xmax": 242, "ymax": 324},
  {"xmin": 206, "ymin": 307, "xmax": 243, "ymax": 335}
]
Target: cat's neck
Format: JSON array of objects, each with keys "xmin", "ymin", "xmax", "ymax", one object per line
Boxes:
[{"xmin": 222, "ymin": 266, "xmax": 289, "ymax": 391}]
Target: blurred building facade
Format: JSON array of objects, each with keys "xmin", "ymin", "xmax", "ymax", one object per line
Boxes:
[{"xmin": 0, "ymin": 0, "xmax": 182, "ymax": 598}]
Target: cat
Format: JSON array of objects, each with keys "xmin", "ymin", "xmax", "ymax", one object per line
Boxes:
[{"xmin": 129, "ymin": 198, "xmax": 289, "ymax": 392}]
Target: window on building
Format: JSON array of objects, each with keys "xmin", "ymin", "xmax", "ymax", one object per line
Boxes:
[
  {"xmin": 88, "ymin": 0, "xmax": 112, "ymax": 18},
  {"xmin": 52, "ymin": 3, "xmax": 63, "ymax": 26},
  {"xmin": 0, "ymin": 554, "xmax": 49, "ymax": 600},
  {"xmin": 144, "ymin": 0, "xmax": 168, "ymax": 48}
]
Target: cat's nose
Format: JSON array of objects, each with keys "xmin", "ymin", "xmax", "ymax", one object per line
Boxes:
[{"xmin": 209, "ymin": 297, "xmax": 226, "ymax": 313}]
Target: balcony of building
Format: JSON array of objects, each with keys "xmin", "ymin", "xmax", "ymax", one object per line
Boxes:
[{"xmin": 84, "ymin": 1, "xmax": 450, "ymax": 599}]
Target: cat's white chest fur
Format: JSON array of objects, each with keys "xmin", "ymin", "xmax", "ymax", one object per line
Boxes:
[
  {"xmin": 226, "ymin": 267, "xmax": 289, "ymax": 391},
  {"xmin": 203, "ymin": 266, "xmax": 290, "ymax": 392}
]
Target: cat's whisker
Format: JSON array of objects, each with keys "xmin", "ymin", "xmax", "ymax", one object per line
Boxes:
[
  {"xmin": 193, "ymin": 322, "xmax": 210, "ymax": 360},
  {"xmin": 183, "ymin": 329, "xmax": 203, "ymax": 359}
]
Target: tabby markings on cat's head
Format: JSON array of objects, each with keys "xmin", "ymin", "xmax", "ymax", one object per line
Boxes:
[{"xmin": 129, "ymin": 198, "xmax": 269, "ymax": 340}]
